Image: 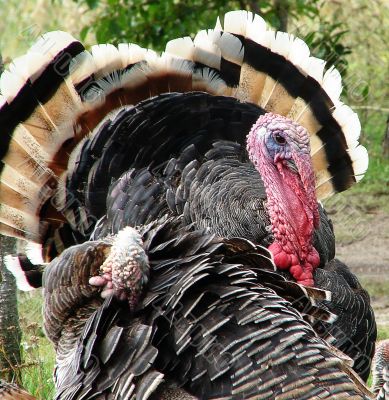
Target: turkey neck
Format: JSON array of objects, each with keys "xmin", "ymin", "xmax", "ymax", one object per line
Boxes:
[
  {"xmin": 260, "ymin": 157, "xmax": 316, "ymax": 257},
  {"xmin": 256, "ymin": 144, "xmax": 320, "ymax": 285}
]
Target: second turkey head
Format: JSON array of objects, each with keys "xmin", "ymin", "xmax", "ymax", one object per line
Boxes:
[
  {"xmin": 247, "ymin": 113, "xmax": 320, "ymax": 287},
  {"xmin": 89, "ymin": 227, "xmax": 150, "ymax": 310}
]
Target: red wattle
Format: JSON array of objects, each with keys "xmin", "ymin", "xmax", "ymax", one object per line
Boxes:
[
  {"xmin": 307, "ymin": 250, "xmax": 320, "ymax": 266},
  {"xmin": 269, "ymin": 242, "xmax": 290, "ymax": 269},
  {"xmin": 269, "ymin": 243, "xmax": 319, "ymax": 287},
  {"xmin": 290, "ymin": 263, "xmax": 314, "ymax": 287}
]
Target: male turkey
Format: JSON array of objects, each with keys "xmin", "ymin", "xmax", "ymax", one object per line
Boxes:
[{"xmin": 0, "ymin": 9, "xmax": 375, "ymax": 393}]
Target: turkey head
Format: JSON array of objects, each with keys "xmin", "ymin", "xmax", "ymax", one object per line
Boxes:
[
  {"xmin": 247, "ymin": 112, "xmax": 320, "ymax": 286},
  {"xmin": 89, "ymin": 226, "xmax": 150, "ymax": 309}
]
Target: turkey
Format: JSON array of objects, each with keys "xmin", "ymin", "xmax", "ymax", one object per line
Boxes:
[
  {"xmin": 0, "ymin": 12, "xmax": 367, "ymax": 276},
  {"xmin": 372, "ymin": 340, "xmax": 389, "ymax": 399},
  {"xmin": 0, "ymin": 9, "xmax": 375, "ymax": 396}
]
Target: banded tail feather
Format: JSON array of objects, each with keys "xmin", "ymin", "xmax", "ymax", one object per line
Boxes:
[
  {"xmin": 4, "ymin": 253, "xmax": 45, "ymax": 291},
  {"xmin": 0, "ymin": 10, "xmax": 367, "ymax": 259}
]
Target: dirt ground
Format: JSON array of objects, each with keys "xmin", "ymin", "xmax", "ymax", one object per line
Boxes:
[
  {"xmin": 328, "ymin": 201, "xmax": 389, "ymax": 331},
  {"xmin": 334, "ymin": 211, "xmax": 389, "ymax": 273}
]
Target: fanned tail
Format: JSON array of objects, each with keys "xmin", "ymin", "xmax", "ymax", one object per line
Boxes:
[{"xmin": 0, "ymin": 11, "xmax": 367, "ymax": 258}]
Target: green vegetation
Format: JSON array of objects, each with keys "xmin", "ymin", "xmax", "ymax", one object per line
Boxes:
[
  {"xmin": 378, "ymin": 326, "xmax": 389, "ymax": 341},
  {"xmin": 72, "ymin": 0, "xmax": 352, "ymax": 78},
  {"xmin": 357, "ymin": 113, "xmax": 389, "ymax": 195},
  {"xmin": 17, "ymin": 292, "xmax": 55, "ymax": 397},
  {"xmin": 360, "ymin": 278, "xmax": 389, "ymax": 299}
]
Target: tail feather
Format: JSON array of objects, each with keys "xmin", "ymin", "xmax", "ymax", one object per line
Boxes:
[
  {"xmin": 91, "ymin": 43, "xmax": 123, "ymax": 77},
  {"xmin": 0, "ymin": 10, "xmax": 367, "ymax": 255},
  {"xmin": 25, "ymin": 241, "xmax": 45, "ymax": 264},
  {"xmin": 165, "ymin": 37, "xmax": 195, "ymax": 60},
  {"xmin": 193, "ymin": 30, "xmax": 222, "ymax": 70},
  {"xmin": 0, "ymin": 223, "xmax": 37, "ymax": 241},
  {"xmin": 0, "ymin": 204, "xmax": 41, "ymax": 241},
  {"xmin": 0, "ymin": 33, "xmax": 86, "ymax": 244},
  {"xmin": 4, "ymin": 253, "xmax": 44, "ymax": 291}
]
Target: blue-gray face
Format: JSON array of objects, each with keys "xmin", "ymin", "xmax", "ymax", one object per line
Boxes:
[{"xmin": 257, "ymin": 126, "xmax": 293, "ymax": 162}]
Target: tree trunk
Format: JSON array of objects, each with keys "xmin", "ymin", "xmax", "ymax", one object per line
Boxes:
[
  {"xmin": 383, "ymin": 116, "xmax": 389, "ymax": 157},
  {"xmin": 273, "ymin": 0, "xmax": 289, "ymax": 31},
  {"xmin": 0, "ymin": 235, "xmax": 22, "ymax": 383},
  {"xmin": 0, "ymin": 50, "xmax": 22, "ymax": 384},
  {"xmin": 246, "ymin": 0, "xmax": 261, "ymax": 15}
]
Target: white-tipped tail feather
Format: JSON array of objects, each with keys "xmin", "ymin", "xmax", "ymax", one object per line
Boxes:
[
  {"xmin": 5, "ymin": 255, "xmax": 36, "ymax": 291},
  {"xmin": 25, "ymin": 242, "xmax": 45, "ymax": 265}
]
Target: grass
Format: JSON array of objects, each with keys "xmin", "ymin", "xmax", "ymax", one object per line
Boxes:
[
  {"xmin": 360, "ymin": 277, "xmax": 389, "ymax": 359},
  {"xmin": 378, "ymin": 326, "xmax": 389, "ymax": 341},
  {"xmin": 360, "ymin": 278, "xmax": 389, "ymax": 299},
  {"xmin": 365, "ymin": 282, "xmax": 389, "ymax": 339},
  {"xmin": 325, "ymin": 111, "xmax": 389, "ymax": 207},
  {"xmin": 18, "ymin": 291, "xmax": 55, "ymax": 398},
  {"xmin": 352, "ymin": 112, "xmax": 389, "ymax": 196},
  {"xmin": 322, "ymin": 111, "xmax": 389, "ymax": 244}
]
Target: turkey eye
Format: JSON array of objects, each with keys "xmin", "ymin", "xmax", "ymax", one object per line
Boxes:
[{"xmin": 274, "ymin": 134, "xmax": 286, "ymax": 145}]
